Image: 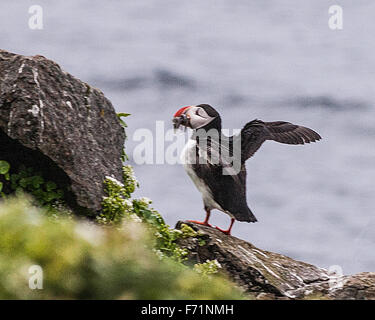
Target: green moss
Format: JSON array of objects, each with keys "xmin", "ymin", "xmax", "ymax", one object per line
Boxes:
[
  {"xmin": 179, "ymin": 223, "xmax": 207, "ymax": 246},
  {"xmin": 198, "ymin": 238, "xmax": 207, "ymax": 246},
  {"xmin": 180, "ymin": 223, "xmax": 198, "ymax": 238}
]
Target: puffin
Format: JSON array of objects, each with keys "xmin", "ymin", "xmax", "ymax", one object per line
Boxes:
[{"xmin": 172, "ymin": 104, "xmax": 321, "ymax": 235}]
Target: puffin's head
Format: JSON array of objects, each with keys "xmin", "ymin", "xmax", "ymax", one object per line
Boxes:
[{"xmin": 172, "ymin": 104, "xmax": 221, "ymax": 131}]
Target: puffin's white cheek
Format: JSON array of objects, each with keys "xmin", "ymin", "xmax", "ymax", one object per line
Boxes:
[{"xmin": 190, "ymin": 117, "xmax": 210, "ymax": 129}]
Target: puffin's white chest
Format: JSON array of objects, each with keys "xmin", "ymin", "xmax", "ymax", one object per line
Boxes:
[{"xmin": 180, "ymin": 139, "xmax": 224, "ymax": 211}]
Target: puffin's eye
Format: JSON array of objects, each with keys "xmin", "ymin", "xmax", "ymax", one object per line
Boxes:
[{"xmin": 195, "ymin": 108, "xmax": 205, "ymax": 117}]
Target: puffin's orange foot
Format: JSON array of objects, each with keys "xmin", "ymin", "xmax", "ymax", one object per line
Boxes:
[
  {"xmin": 187, "ymin": 220, "xmax": 212, "ymax": 228},
  {"xmin": 215, "ymin": 218, "xmax": 235, "ymax": 235},
  {"xmin": 215, "ymin": 226, "xmax": 231, "ymax": 235}
]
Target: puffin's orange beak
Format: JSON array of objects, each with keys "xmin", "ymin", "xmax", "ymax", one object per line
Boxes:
[{"xmin": 173, "ymin": 106, "xmax": 191, "ymax": 117}]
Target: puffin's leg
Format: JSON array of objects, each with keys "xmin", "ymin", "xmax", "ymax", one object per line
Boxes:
[
  {"xmin": 188, "ymin": 208, "xmax": 212, "ymax": 227},
  {"xmin": 215, "ymin": 218, "xmax": 235, "ymax": 235}
]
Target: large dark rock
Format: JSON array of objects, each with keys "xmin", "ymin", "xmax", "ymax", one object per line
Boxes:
[
  {"xmin": 0, "ymin": 50, "xmax": 125, "ymax": 213},
  {"xmin": 176, "ymin": 221, "xmax": 375, "ymax": 300}
]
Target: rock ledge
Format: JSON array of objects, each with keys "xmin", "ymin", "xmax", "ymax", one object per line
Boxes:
[{"xmin": 176, "ymin": 221, "xmax": 375, "ymax": 300}]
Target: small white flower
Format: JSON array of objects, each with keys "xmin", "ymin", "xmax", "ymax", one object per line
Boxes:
[
  {"xmin": 211, "ymin": 259, "xmax": 222, "ymax": 269},
  {"xmin": 123, "ymin": 199, "xmax": 133, "ymax": 208},
  {"xmin": 139, "ymin": 197, "xmax": 152, "ymax": 204},
  {"xmin": 105, "ymin": 176, "xmax": 124, "ymax": 187}
]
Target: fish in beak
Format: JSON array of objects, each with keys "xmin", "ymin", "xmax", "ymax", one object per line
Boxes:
[{"xmin": 172, "ymin": 106, "xmax": 191, "ymax": 131}]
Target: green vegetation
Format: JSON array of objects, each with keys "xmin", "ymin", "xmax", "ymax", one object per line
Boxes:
[
  {"xmin": 0, "ymin": 161, "xmax": 65, "ymax": 210},
  {"xmin": 179, "ymin": 223, "xmax": 207, "ymax": 246},
  {"xmin": 194, "ymin": 260, "xmax": 222, "ymax": 276},
  {"xmin": 0, "ymin": 197, "xmax": 243, "ymax": 299},
  {"xmin": 0, "ymin": 160, "xmax": 10, "ymax": 196},
  {"xmin": 179, "ymin": 223, "xmax": 198, "ymax": 238},
  {"xmin": 0, "ymin": 160, "xmax": 242, "ymax": 299},
  {"xmin": 99, "ymin": 165, "xmax": 188, "ymax": 262}
]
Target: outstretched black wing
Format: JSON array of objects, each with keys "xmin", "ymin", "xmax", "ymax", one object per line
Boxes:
[{"xmin": 239, "ymin": 120, "xmax": 321, "ymax": 162}]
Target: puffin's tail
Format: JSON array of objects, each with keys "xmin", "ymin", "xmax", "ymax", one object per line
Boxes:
[{"xmin": 235, "ymin": 206, "xmax": 257, "ymax": 223}]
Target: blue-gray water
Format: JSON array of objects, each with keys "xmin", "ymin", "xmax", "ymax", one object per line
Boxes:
[{"xmin": 1, "ymin": 0, "xmax": 374, "ymax": 274}]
